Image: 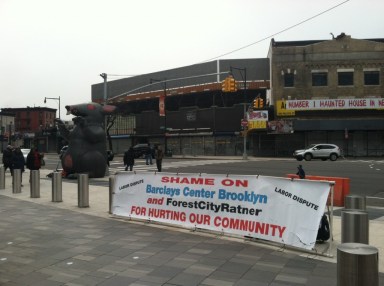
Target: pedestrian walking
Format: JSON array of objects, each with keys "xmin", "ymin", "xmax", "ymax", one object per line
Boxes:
[
  {"xmin": 145, "ymin": 143, "xmax": 153, "ymax": 165},
  {"xmin": 123, "ymin": 147, "xmax": 135, "ymax": 171},
  {"xmin": 11, "ymin": 147, "xmax": 25, "ymax": 186},
  {"xmin": 26, "ymin": 148, "xmax": 43, "ymax": 183},
  {"xmin": 154, "ymin": 145, "xmax": 164, "ymax": 172},
  {"xmin": 2, "ymin": 145, "xmax": 14, "ymax": 172}
]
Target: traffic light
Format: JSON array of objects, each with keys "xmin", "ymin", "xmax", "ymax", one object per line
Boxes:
[
  {"xmin": 221, "ymin": 78, "xmax": 229, "ymax": 92},
  {"xmin": 259, "ymin": 98, "xmax": 264, "ymax": 108},
  {"xmin": 253, "ymin": 98, "xmax": 260, "ymax": 108},
  {"xmin": 221, "ymin": 75, "xmax": 237, "ymax": 92},
  {"xmin": 228, "ymin": 76, "xmax": 237, "ymax": 92}
]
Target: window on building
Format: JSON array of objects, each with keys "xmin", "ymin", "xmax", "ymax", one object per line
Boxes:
[
  {"xmin": 284, "ymin": 73, "xmax": 294, "ymax": 87},
  {"xmin": 312, "ymin": 72, "xmax": 328, "ymax": 86},
  {"xmin": 338, "ymin": 71, "xmax": 354, "ymax": 86},
  {"xmin": 364, "ymin": 70, "xmax": 380, "ymax": 85}
]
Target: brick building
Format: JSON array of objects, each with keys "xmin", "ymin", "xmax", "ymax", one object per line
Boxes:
[
  {"xmin": 1, "ymin": 107, "xmax": 59, "ymax": 152},
  {"xmin": 267, "ymin": 33, "xmax": 384, "ymax": 157}
]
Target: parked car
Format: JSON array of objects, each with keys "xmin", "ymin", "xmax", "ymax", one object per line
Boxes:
[
  {"xmin": 132, "ymin": 144, "xmax": 152, "ymax": 159},
  {"xmin": 293, "ymin": 144, "xmax": 341, "ymax": 161}
]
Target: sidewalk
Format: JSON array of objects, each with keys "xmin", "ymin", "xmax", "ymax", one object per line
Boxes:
[{"xmin": 0, "ymin": 169, "xmax": 383, "ymax": 285}]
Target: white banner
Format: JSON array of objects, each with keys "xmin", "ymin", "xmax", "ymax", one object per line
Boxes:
[
  {"xmin": 286, "ymin": 98, "xmax": 384, "ymax": 110},
  {"xmin": 112, "ymin": 172, "xmax": 331, "ymax": 250}
]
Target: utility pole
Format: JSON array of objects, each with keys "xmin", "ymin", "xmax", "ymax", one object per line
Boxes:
[{"xmin": 230, "ymin": 66, "xmax": 247, "ymax": 160}]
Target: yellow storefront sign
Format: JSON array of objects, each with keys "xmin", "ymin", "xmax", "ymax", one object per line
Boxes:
[
  {"xmin": 248, "ymin": 120, "xmax": 267, "ymax": 130},
  {"xmin": 277, "ymin": 100, "xmax": 295, "ymax": 116}
]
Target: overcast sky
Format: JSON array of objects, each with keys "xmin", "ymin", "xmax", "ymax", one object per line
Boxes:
[{"xmin": 1, "ymin": 0, "xmax": 383, "ymax": 120}]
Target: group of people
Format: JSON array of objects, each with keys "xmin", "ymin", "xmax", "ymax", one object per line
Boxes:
[
  {"xmin": 2, "ymin": 145, "xmax": 44, "ymax": 186},
  {"xmin": 123, "ymin": 144, "xmax": 164, "ymax": 172}
]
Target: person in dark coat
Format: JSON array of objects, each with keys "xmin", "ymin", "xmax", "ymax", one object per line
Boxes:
[
  {"xmin": 154, "ymin": 145, "xmax": 164, "ymax": 172},
  {"xmin": 2, "ymin": 145, "xmax": 13, "ymax": 172},
  {"xmin": 145, "ymin": 143, "xmax": 153, "ymax": 165},
  {"xmin": 26, "ymin": 148, "xmax": 43, "ymax": 171},
  {"xmin": 296, "ymin": 165, "xmax": 305, "ymax": 179},
  {"xmin": 11, "ymin": 147, "xmax": 25, "ymax": 186},
  {"xmin": 123, "ymin": 147, "xmax": 135, "ymax": 171}
]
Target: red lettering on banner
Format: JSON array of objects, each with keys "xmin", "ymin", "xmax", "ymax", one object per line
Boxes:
[
  {"xmin": 189, "ymin": 213, "xmax": 211, "ymax": 225},
  {"xmin": 287, "ymin": 100, "xmax": 309, "ymax": 109},
  {"xmin": 161, "ymin": 176, "xmax": 215, "ymax": 185},
  {"xmin": 221, "ymin": 179, "xmax": 248, "ymax": 187},
  {"xmin": 378, "ymin": 99, "xmax": 384, "ymax": 107},
  {"xmin": 148, "ymin": 208, "xmax": 187, "ymax": 222},
  {"xmin": 348, "ymin": 99, "xmax": 366, "ymax": 107},
  {"xmin": 131, "ymin": 206, "xmax": 146, "ymax": 216},
  {"xmin": 147, "ymin": 197, "xmax": 164, "ymax": 205},
  {"xmin": 213, "ymin": 216, "xmax": 286, "ymax": 238}
]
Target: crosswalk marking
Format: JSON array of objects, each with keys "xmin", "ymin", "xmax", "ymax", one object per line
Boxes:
[{"xmin": 108, "ymin": 159, "xmax": 240, "ymax": 174}]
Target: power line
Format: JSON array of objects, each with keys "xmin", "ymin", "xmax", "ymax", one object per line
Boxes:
[
  {"xmin": 201, "ymin": 0, "xmax": 350, "ymax": 62},
  {"xmin": 103, "ymin": 0, "xmax": 350, "ymax": 88}
]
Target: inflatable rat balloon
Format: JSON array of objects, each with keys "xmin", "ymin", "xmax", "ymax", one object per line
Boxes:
[{"xmin": 55, "ymin": 102, "xmax": 116, "ymax": 178}]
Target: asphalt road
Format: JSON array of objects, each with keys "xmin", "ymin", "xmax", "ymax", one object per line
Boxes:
[{"xmin": 43, "ymin": 154, "xmax": 384, "ymax": 198}]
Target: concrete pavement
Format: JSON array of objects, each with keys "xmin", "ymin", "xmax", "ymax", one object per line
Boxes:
[{"xmin": 0, "ymin": 168, "xmax": 383, "ymax": 285}]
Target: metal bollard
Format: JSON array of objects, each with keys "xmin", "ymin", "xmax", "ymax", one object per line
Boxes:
[
  {"xmin": 12, "ymin": 169, "xmax": 22, "ymax": 194},
  {"xmin": 30, "ymin": 170, "xmax": 40, "ymax": 198},
  {"xmin": 341, "ymin": 210, "xmax": 369, "ymax": 244},
  {"xmin": 52, "ymin": 172, "xmax": 62, "ymax": 202},
  {"xmin": 0, "ymin": 166, "xmax": 5, "ymax": 190},
  {"xmin": 345, "ymin": 194, "xmax": 366, "ymax": 210},
  {"xmin": 78, "ymin": 173, "xmax": 89, "ymax": 208},
  {"xmin": 109, "ymin": 176, "xmax": 114, "ymax": 214},
  {"xmin": 337, "ymin": 243, "xmax": 378, "ymax": 286}
]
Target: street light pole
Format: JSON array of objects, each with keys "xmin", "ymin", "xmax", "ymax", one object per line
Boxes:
[
  {"xmin": 230, "ymin": 66, "xmax": 247, "ymax": 160},
  {"xmin": 44, "ymin": 96, "xmax": 61, "ymax": 119},
  {"xmin": 99, "ymin": 73, "xmax": 108, "ymax": 104},
  {"xmin": 150, "ymin": 78, "xmax": 167, "ymax": 153}
]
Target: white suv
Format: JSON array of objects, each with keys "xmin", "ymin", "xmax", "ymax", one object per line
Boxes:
[{"xmin": 293, "ymin": 144, "xmax": 341, "ymax": 161}]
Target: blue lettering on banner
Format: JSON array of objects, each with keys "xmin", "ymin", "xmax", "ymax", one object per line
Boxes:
[
  {"xmin": 146, "ymin": 184, "xmax": 180, "ymax": 197},
  {"xmin": 183, "ymin": 187, "xmax": 216, "ymax": 198},
  {"xmin": 218, "ymin": 189, "xmax": 267, "ymax": 204}
]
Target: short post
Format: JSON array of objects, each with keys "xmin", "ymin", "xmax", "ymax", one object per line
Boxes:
[
  {"xmin": 12, "ymin": 169, "xmax": 22, "ymax": 194},
  {"xmin": 30, "ymin": 170, "xmax": 40, "ymax": 198},
  {"xmin": 345, "ymin": 194, "xmax": 366, "ymax": 210},
  {"xmin": 109, "ymin": 176, "xmax": 114, "ymax": 214},
  {"xmin": 0, "ymin": 166, "xmax": 5, "ymax": 189},
  {"xmin": 52, "ymin": 172, "xmax": 62, "ymax": 202},
  {"xmin": 78, "ymin": 173, "xmax": 89, "ymax": 208},
  {"xmin": 341, "ymin": 210, "xmax": 369, "ymax": 244},
  {"xmin": 337, "ymin": 243, "xmax": 378, "ymax": 286}
]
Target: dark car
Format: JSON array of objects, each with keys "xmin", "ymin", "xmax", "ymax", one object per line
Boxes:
[{"xmin": 132, "ymin": 144, "xmax": 152, "ymax": 159}]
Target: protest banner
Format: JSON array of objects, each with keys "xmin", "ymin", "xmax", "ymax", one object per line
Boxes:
[{"xmin": 112, "ymin": 172, "xmax": 331, "ymax": 250}]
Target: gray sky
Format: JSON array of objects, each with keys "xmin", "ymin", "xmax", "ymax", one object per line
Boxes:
[{"xmin": 1, "ymin": 0, "xmax": 383, "ymax": 120}]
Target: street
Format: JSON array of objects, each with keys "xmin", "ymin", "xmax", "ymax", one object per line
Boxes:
[{"xmin": 42, "ymin": 154, "xmax": 384, "ymax": 198}]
